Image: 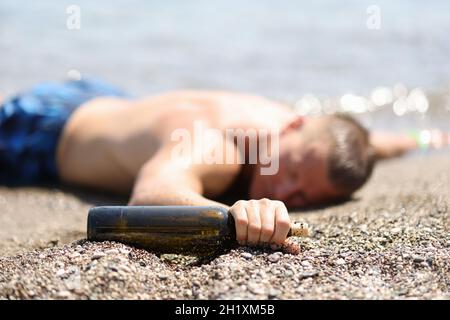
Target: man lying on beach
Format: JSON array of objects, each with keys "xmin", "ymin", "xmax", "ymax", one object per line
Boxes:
[{"xmin": 0, "ymin": 78, "xmax": 447, "ymax": 247}]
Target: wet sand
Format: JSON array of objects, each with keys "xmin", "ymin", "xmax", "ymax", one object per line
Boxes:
[{"xmin": 0, "ymin": 154, "xmax": 449, "ymax": 299}]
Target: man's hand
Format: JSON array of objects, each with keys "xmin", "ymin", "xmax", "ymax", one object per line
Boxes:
[{"xmin": 229, "ymin": 199, "xmax": 291, "ymax": 247}]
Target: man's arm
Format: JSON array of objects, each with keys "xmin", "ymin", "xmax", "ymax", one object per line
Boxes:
[
  {"xmin": 370, "ymin": 131, "xmax": 418, "ymax": 159},
  {"xmin": 129, "ymin": 146, "xmax": 291, "ymax": 247},
  {"xmin": 129, "ymin": 169, "xmax": 223, "ymax": 207},
  {"xmin": 370, "ymin": 129, "xmax": 449, "ymax": 160}
]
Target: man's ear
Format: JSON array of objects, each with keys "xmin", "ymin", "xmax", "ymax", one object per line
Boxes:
[{"xmin": 282, "ymin": 116, "xmax": 305, "ymax": 134}]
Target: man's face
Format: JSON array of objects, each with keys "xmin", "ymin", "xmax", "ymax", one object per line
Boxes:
[{"xmin": 249, "ymin": 130, "xmax": 345, "ymax": 208}]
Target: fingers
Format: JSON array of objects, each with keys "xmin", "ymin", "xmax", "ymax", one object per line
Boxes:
[
  {"xmin": 246, "ymin": 200, "xmax": 262, "ymax": 245},
  {"xmin": 229, "ymin": 201, "xmax": 248, "ymax": 245},
  {"xmin": 229, "ymin": 199, "xmax": 290, "ymax": 247},
  {"xmin": 259, "ymin": 200, "xmax": 275, "ymax": 243},
  {"xmin": 270, "ymin": 202, "xmax": 291, "ymax": 245}
]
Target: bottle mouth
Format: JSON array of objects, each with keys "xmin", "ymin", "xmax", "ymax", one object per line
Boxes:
[{"xmin": 290, "ymin": 221, "xmax": 310, "ymax": 237}]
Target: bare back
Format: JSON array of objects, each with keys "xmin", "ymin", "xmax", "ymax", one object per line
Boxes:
[{"xmin": 56, "ymin": 90, "xmax": 293, "ymax": 194}]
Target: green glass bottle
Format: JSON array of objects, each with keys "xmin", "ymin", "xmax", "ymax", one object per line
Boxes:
[{"xmin": 87, "ymin": 205, "xmax": 308, "ymax": 255}]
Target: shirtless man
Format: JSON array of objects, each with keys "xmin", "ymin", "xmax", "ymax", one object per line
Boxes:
[{"xmin": 0, "ymin": 78, "xmax": 446, "ymax": 247}]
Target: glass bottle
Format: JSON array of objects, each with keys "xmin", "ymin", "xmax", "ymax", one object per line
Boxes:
[{"xmin": 87, "ymin": 205, "xmax": 308, "ymax": 255}]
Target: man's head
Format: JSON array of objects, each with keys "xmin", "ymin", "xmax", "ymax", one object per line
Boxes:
[{"xmin": 249, "ymin": 114, "xmax": 375, "ymax": 208}]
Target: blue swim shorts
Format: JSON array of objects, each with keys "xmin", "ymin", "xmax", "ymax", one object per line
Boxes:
[{"xmin": 0, "ymin": 78, "xmax": 128, "ymax": 185}]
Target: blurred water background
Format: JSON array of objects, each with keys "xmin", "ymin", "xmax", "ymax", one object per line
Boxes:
[{"xmin": 1, "ymin": 0, "xmax": 449, "ymax": 132}]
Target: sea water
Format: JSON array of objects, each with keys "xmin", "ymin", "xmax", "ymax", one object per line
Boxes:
[{"xmin": 0, "ymin": 0, "xmax": 449, "ymax": 133}]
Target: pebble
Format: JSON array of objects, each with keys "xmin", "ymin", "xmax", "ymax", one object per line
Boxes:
[
  {"xmin": 105, "ymin": 249, "xmax": 119, "ymax": 255},
  {"xmin": 329, "ymin": 275, "xmax": 340, "ymax": 282},
  {"xmin": 283, "ymin": 238, "xmax": 302, "ymax": 255},
  {"xmin": 69, "ymin": 252, "xmax": 80, "ymax": 259},
  {"xmin": 267, "ymin": 253, "xmax": 282, "ymax": 263},
  {"xmin": 446, "ymin": 240, "xmax": 450, "ymax": 247},
  {"xmin": 56, "ymin": 290, "xmax": 71, "ymax": 298},
  {"xmin": 335, "ymin": 258, "xmax": 346, "ymax": 266},
  {"xmin": 184, "ymin": 289, "xmax": 192, "ymax": 297},
  {"xmin": 118, "ymin": 257, "xmax": 128, "ymax": 264},
  {"xmin": 158, "ymin": 274, "xmax": 169, "ymax": 280},
  {"xmin": 240, "ymin": 252, "xmax": 253, "ymax": 260},
  {"xmin": 390, "ymin": 227, "xmax": 401, "ymax": 235},
  {"xmin": 283, "ymin": 263, "xmax": 294, "ymax": 270},
  {"xmin": 270, "ymin": 269, "xmax": 281, "ymax": 275},
  {"xmin": 119, "ymin": 265, "xmax": 132, "ymax": 273},
  {"xmin": 301, "ymin": 260, "xmax": 312, "ymax": 268},
  {"xmin": 355, "ymin": 269, "xmax": 364, "ymax": 276},
  {"xmin": 66, "ymin": 276, "xmax": 81, "ymax": 288},
  {"xmin": 299, "ymin": 271, "xmax": 319, "ymax": 279},
  {"xmin": 268, "ymin": 288, "xmax": 281, "ymax": 299},
  {"xmin": 247, "ymin": 282, "xmax": 267, "ymax": 295},
  {"xmin": 67, "ymin": 266, "xmax": 80, "ymax": 274},
  {"xmin": 284, "ymin": 270, "xmax": 294, "ymax": 278},
  {"xmin": 413, "ymin": 256, "xmax": 425, "ymax": 263},
  {"xmin": 56, "ymin": 269, "xmax": 65, "ymax": 277},
  {"xmin": 295, "ymin": 287, "xmax": 305, "ymax": 294},
  {"xmin": 91, "ymin": 252, "xmax": 106, "ymax": 260}
]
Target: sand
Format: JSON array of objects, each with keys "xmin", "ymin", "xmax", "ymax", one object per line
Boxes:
[{"xmin": 0, "ymin": 154, "xmax": 449, "ymax": 299}]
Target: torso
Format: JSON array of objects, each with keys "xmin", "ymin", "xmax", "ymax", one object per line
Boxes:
[{"xmin": 56, "ymin": 90, "xmax": 294, "ymax": 195}]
